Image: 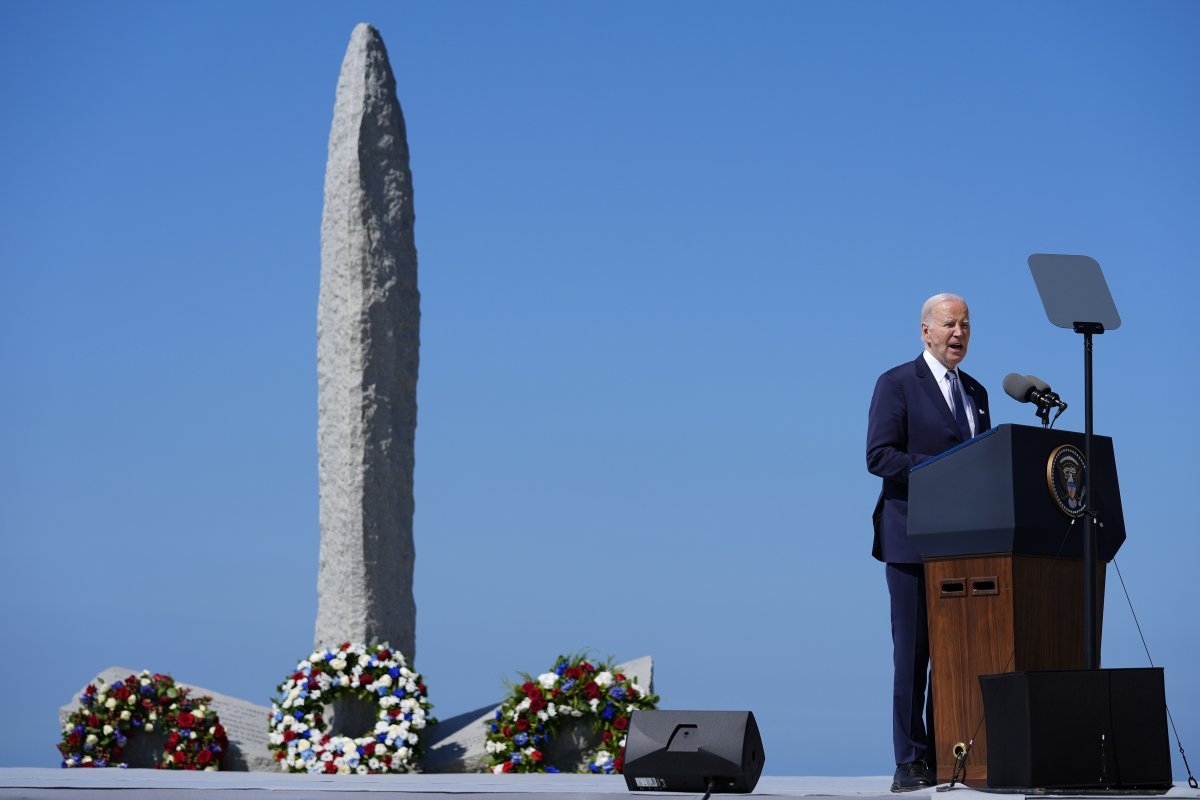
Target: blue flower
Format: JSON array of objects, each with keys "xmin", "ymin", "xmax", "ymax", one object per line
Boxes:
[
  {"xmin": 95, "ymin": 760, "xmax": 107, "ymax": 768},
  {"xmin": 324, "ymin": 652, "xmax": 335, "ymax": 662},
  {"xmin": 561, "ymin": 679, "xmax": 576, "ymax": 692},
  {"xmin": 588, "ymin": 763, "xmax": 600, "ymax": 773},
  {"xmin": 554, "ymin": 661, "xmax": 567, "ymax": 676},
  {"xmin": 490, "ymin": 724, "xmax": 499, "ymax": 733},
  {"xmin": 609, "ymin": 686, "xmax": 626, "ymax": 701},
  {"xmin": 79, "ymin": 693, "xmax": 90, "ymax": 704},
  {"xmin": 358, "ymin": 745, "xmax": 366, "ymax": 756},
  {"xmin": 140, "ymin": 685, "xmax": 154, "ymax": 695},
  {"xmin": 511, "ymin": 753, "xmax": 523, "ymax": 764},
  {"xmin": 514, "ymin": 733, "xmax": 529, "ymax": 746},
  {"xmin": 404, "ymin": 713, "xmax": 413, "ymax": 721},
  {"xmin": 293, "ymin": 711, "xmax": 304, "ymax": 721},
  {"xmin": 117, "ymin": 763, "xmax": 129, "ymax": 769},
  {"xmin": 393, "ymin": 688, "xmax": 405, "ymax": 698},
  {"xmin": 546, "ymin": 766, "xmax": 561, "ymax": 773},
  {"xmin": 274, "ymin": 711, "xmax": 283, "ymax": 722},
  {"xmin": 389, "ymin": 667, "xmax": 400, "ymax": 678},
  {"xmin": 495, "ymin": 710, "xmax": 502, "ymax": 720},
  {"xmin": 601, "ymin": 703, "xmax": 616, "ymax": 720}
]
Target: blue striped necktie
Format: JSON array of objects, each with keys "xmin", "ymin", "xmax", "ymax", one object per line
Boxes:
[{"xmin": 947, "ymin": 371, "xmax": 972, "ymax": 441}]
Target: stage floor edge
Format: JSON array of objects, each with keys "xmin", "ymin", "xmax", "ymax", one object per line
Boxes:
[{"xmin": 1, "ymin": 770, "xmax": 1198, "ymax": 800}]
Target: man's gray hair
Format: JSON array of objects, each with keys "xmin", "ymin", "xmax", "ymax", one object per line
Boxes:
[{"xmin": 921, "ymin": 292, "xmax": 967, "ymax": 325}]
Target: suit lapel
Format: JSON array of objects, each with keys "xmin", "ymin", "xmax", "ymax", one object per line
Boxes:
[
  {"xmin": 914, "ymin": 354, "xmax": 958, "ymax": 431},
  {"xmin": 960, "ymin": 370, "xmax": 989, "ymax": 433}
]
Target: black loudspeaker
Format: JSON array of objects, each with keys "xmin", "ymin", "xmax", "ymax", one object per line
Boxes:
[
  {"xmin": 622, "ymin": 710, "xmax": 765, "ymax": 794},
  {"xmin": 980, "ymin": 668, "xmax": 1172, "ymax": 790}
]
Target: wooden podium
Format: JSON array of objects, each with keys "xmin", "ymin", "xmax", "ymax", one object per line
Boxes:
[{"xmin": 908, "ymin": 424, "xmax": 1125, "ymax": 784}]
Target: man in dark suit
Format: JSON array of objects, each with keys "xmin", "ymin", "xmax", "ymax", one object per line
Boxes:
[{"xmin": 866, "ymin": 293, "xmax": 989, "ymax": 791}]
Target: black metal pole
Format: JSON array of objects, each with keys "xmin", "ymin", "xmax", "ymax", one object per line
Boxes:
[{"xmin": 1083, "ymin": 330, "xmax": 1098, "ymax": 669}]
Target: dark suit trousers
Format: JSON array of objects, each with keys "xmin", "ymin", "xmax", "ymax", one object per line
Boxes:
[{"xmin": 886, "ymin": 562, "xmax": 934, "ymax": 766}]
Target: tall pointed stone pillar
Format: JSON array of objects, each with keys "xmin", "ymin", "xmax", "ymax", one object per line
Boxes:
[{"xmin": 315, "ymin": 23, "xmax": 419, "ymax": 664}]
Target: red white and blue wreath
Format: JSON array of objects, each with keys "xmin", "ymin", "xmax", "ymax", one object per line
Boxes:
[
  {"xmin": 269, "ymin": 642, "xmax": 433, "ymax": 774},
  {"xmin": 58, "ymin": 671, "xmax": 230, "ymax": 769},
  {"xmin": 484, "ymin": 654, "xmax": 659, "ymax": 774}
]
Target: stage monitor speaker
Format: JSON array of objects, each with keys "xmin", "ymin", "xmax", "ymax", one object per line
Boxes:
[
  {"xmin": 623, "ymin": 710, "xmax": 764, "ymax": 794},
  {"xmin": 980, "ymin": 668, "xmax": 1172, "ymax": 790}
]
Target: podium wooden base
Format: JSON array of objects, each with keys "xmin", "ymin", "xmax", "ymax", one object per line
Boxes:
[{"xmin": 924, "ymin": 554, "xmax": 1105, "ymax": 784}]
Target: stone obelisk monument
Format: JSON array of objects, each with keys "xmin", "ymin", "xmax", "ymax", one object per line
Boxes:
[{"xmin": 315, "ymin": 23, "xmax": 419, "ymax": 663}]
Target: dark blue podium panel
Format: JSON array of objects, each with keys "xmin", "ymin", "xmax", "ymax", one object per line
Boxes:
[{"xmin": 909, "ymin": 424, "xmax": 1125, "ymax": 560}]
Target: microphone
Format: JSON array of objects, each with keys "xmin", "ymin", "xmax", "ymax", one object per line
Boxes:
[{"xmin": 1003, "ymin": 373, "xmax": 1068, "ymax": 411}]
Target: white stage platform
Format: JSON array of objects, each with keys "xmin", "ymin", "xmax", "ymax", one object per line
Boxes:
[{"xmin": 1, "ymin": 770, "xmax": 1198, "ymax": 800}]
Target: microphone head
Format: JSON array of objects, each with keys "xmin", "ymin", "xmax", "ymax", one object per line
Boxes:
[
  {"xmin": 1025, "ymin": 374, "xmax": 1051, "ymax": 392},
  {"xmin": 1003, "ymin": 373, "xmax": 1035, "ymax": 403}
]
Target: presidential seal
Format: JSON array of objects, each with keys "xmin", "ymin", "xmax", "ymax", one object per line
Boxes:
[{"xmin": 1047, "ymin": 444, "xmax": 1087, "ymax": 517}]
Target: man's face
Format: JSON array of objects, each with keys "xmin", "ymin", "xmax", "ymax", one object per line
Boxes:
[{"xmin": 922, "ymin": 300, "xmax": 971, "ymax": 369}]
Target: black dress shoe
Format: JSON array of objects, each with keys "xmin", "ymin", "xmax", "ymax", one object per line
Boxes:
[{"xmin": 891, "ymin": 760, "xmax": 934, "ymax": 792}]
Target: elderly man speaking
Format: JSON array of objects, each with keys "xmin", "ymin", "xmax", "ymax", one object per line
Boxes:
[{"xmin": 866, "ymin": 293, "xmax": 990, "ymax": 791}]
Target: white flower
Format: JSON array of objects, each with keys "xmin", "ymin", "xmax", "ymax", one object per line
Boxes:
[
  {"xmin": 537, "ymin": 672, "xmax": 558, "ymax": 689},
  {"xmin": 515, "ymin": 698, "xmax": 531, "ymax": 713},
  {"xmin": 397, "ymin": 746, "xmax": 410, "ymax": 760},
  {"xmin": 298, "ymin": 740, "xmax": 311, "ymax": 752},
  {"xmin": 356, "ymin": 765, "xmax": 368, "ymax": 775},
  {"xmin": 368, "ymin": 758, "xmax": 380, "ymax": 769},
  {"xmin": 619, "ymin": 736, "xmax": 627, "ymax": 747},
  {"xmin": 320, "ymin": 752, "xmax": 333, "ymax": 762},
  {"xmin": 594, "ymin": 671, "xmax": 613, "ymax": 688},
  {"xmin": 144, "ymin": 724, "xmax": 155, "ymax": 733},
  {"xmin": 330, "ymin": 658, "xmax": 347, "ymax": 672},
  {"xmin": 492, "ymin": 765, "xmax": 506, "ymax": 774},
  {"xmin": 377, "ymin": 674, "xmax": 393, "ymax": 688},
  {"xmin": 119, "ymin": 710, "xmax": 131, "ymax": 721},
  {"xmin": 85, "ymin": 734, "xmax": 98, "ymax": 745},
  {"xmin": 547, "ymin": 703, "xmax": 557, "ymax": 717},
  {"xmin": 588, "ymin": 698, "xmax": 600, "ymax": 711},
  {"xmin": 537, "ymin": 711, "xmax": 548, "ymax": 721},
  {"xmin": 102, "ymin": 725, "xmax": 114, "ymax": 735},
  {"xmin": 407, "ymin": 733, "xmax": 418, "ymax": 745},
  {"xmin": 104, "ymin": 698, "xmax": 117, "ymax": 710}
]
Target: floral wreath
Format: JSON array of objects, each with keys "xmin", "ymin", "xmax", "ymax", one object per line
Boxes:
[
  {"xmin": 269, "ymin": 642, "xmax": 434, "ymax": 774},
  {"xmin": 58, "ymin": 671, "xmax": 229, "ymax": 769},
  {"xmin": 484, "ymin": 653, "xmax": 660, "ymax": 774}
]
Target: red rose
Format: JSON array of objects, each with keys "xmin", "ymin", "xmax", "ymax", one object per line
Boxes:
[
  {"xmin": 360, "ymin": 672, "xmax": 374, "ymax": 684},
  {"xmin": 515, "ymin": 717, "xmax": 530, "ymax": 732},
  {"xmin": 275, "ymin": 751, "xmax": 285, "ymax": 762},
  {"xmin": 530, "ymin": 698, "xmax": 546, "ymax": 713},
  {"xmin": 389, "ymin": 708, "xmax": 402, "ymax": 719},
  {"xmin": 501, "ymin": 761, "xmax": 514, "ymax": 773},
  {"xmin": 340, "ymin": 642, "xmax": 351, "ymax": 651},
  {"xmin": 614, "ymin": 756, "xmax": 625, "ymax": 772},
  {"xmin": 531, "ymin": 749, "xmax": 543, "ymax": 762},
  {"xmin": 168, "ymin": 732, "xmax": 182, "ymax": 747},
  {"xmin": 502, "ymin": 726, "xmax": 512, "ymax": 737},
  {"xmin": 86, "ymin": 714, "xmax": 99, "ymax": 728},
  {"xmin": 111, "ymin": 747, "xmax": 122, "ymax": 759},
  {"xmin": 564, "ymin": 667, "xmax": 582, "ymax": 680},
  {"xmin": 177, "ymin": 712, "xmax": 196, "ymax": 729},
  {"xmin": 214, "ymin": 725, "xmax": 227, "ymax": 741},
  {"xmin": 363, "ymin": 742, "xmax": 376, "ymax": 756},
  {"xmin": 324, "ymin": 761, "xmax": 337, "ymax": 774},
  {"xmin": 614, "ymin": 673, "xmax": 626, "ymax": 682},
  {"xmin": 627, "ymin": 687, "xmax": 639, "ymax": 699},
  {"xmin": 86, "ymin": 684, "xmax": 97, "ymax": 694},
  {"xmin": 196, "ymin": 750, "xmax": 213, "ymax": 766},
  {"xmin": 143, "ymin": 699, "xmax": 154, "ymax": 708},
  {"xmin": 174, "ymin": 752, "xmax": 189, "ymax": 766},
  {"xmin": 584, "ymin": 682, "xmax": 601, "ymax": 699},
  {"xmin": 521, "ymin": 681, "xmax": 536, "ymax": 695},
  {"xmin": 68, "ymin": 733, "xmax": 81, "ymax": 746},
  {"xmin": 551, "ymin": 688, "xmax": 561, "ymax": 697},
  {"xmin": 378, "ymin": 648, "xmax": 391, "ymax": 659},
  {"xmin": 526, "ymin": 686, "xmax": 543, "ymax": 701},
  {"xmin": 292, "ymin": 671, "xmax": 305, "ymax": 681},
  {"xmin": 113, "ymin": 685, "xmax": 131, "ymax": 701},
  {"xmin": 321, "ymin": 735, "xmax": 331, "ymax": 745},
  {"xmin": 282, "ymin": 730, "xmax": 296, "ymax": 743},
  {"xmin": 602, "ymin": 731, "xmax": 612, "ymax": 742},
  {"xmin": 417, "ymin": 683, "xmax": 426, "ymax": 694},
  {"xmin": 581, "ymin": 661, "xmax": 595, "ymax": 673},
  {"xmin": 614, "ymin": 716, "xmax": 629, "ymax": 731}
]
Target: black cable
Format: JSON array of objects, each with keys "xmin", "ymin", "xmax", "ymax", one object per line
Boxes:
[
  {"xmin": 699, "ymin": 776, "xmax": 715, "ymax": 800},
  {"xmin": 1112, "ymin": 557, "xmax": 1198, "ymax": 789}
]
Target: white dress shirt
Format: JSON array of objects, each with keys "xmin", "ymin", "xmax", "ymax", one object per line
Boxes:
[{"xmin": 922, "ymin": 349, "xmax": 976, "ymax": 437}]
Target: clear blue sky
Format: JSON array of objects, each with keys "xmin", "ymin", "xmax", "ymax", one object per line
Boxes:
[{"xmin": 2, "ymin": 0, "xmax": 1197, "ymax": 778}]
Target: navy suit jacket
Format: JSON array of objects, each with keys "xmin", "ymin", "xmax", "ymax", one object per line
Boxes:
[{"xmin": 867, "ymin": 354, "xmax": 990, "ymax": 564}]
